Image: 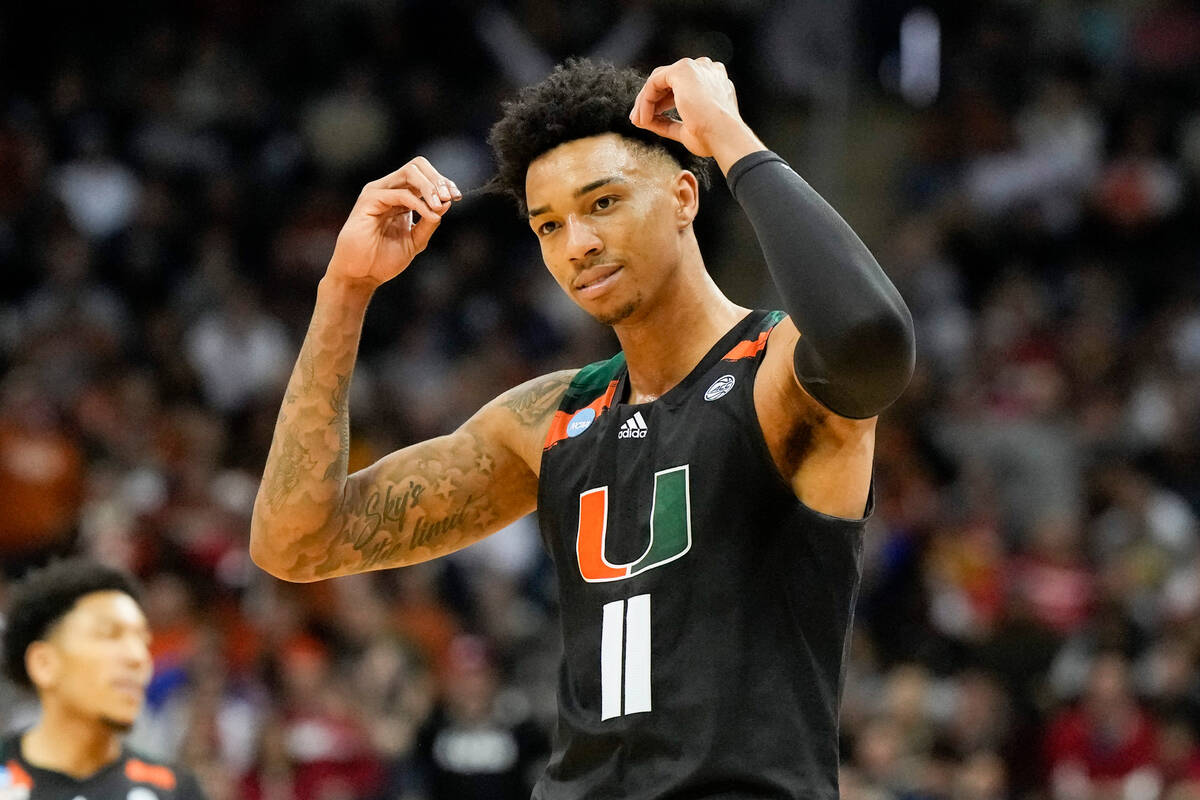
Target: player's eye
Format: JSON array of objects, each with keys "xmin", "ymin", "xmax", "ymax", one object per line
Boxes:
[
  {"xmin": 537, "ymin": 220, "xmax": 559, "ymax": 236},
  {"xmin": 593, "ymin": 196, "xmax": 618, "ymax": 211}
]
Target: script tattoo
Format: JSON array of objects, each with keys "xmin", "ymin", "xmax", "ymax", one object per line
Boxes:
[
  {"xmin": 409, "ymin": 496, "xmax": 474, "ymax": 550},
  {"xmin": 319, "ymin": 480, "xmax": 428, "ymax": 572},
  {"xmin": 502, "ymin": 373, "xmax": 572, "ymax": 426},
  {"xmin": 290, "ymin": 427, "xmax": 525, "ymax": 578},
  {"xmin": 261, "ymin": 334, "xmax": 545, "ymax": 580}
]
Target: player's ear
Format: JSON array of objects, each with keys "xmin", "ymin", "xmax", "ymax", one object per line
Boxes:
[
  {"xmin": 674, "ymin": 170, "xmax": 699, "ymax": 229},
  {"xmin": 26, "ymin": 640, "xmax": 61, "ymax": 690}
]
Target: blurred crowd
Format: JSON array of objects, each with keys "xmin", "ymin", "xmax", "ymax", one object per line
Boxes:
[{"xmin": 2, "ymin": 1, "xmax": 1200, "ymax": 799}]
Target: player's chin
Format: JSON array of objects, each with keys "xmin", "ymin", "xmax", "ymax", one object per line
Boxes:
[
  {"xmin": 589, "ymin": 294, "xmax": 643, "ymax": 327},
  {"xmin": 99, "ymin": 711, "xmax": 138, "ymax": 733},
  {"xmin": 99, "ymin": 697, "xmax": 144, "ymax": 730}
]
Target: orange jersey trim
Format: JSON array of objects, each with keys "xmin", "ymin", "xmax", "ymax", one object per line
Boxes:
[
  {"xmin": 125, "ymin": 758, "xmax": 177, "ymax": 790},
  {"xmin": 544, "ymin": 379, "xmax": 620, "ymax": 451},
  {"xmin": 5, "ymin": 760, "xmax": 33, "ymax": 788},
  {"xmin": 722, "ymin": 329, "xmax": 771, "ymax": 361}
]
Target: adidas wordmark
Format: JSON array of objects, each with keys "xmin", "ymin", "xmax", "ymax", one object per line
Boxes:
[{"xmin": 618, "ymin": 411, "xmax": 649, "ymax": 439}]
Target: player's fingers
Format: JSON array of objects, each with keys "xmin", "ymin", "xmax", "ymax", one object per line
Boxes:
[
  {"xmin": 409, "ymin": 156, "xmax": 461, "ymax": 203},
  {"xmin": 361, "ymin": 187, "xmax": 441, "ymax": 221},
  {"xmin": 630, "ymin": 91, "xmax": 654, "ymax": 129},
  {"xmin": 402, "ymin": 162, "xmax": 449, "ymax": 211},
  {"xmin": 368, "ymin": 162, "xmax": 416, "ymax": 190},
  {"xmin": 631, "ymin": 65, "xmax": 673, "ymax": 126},
  {"xmin": 380, "ymin": 208, "xmax": 413, "ymax": 240},
  {"xmin": 410, "ymin": 208, "xmax": 443, "ymax": 253},
  {"xmin": 698, "ymin": 56, "xmax": 727, "ymax": 78},
  {"xmin": 370, "ymin": 161, "xmax": 448, "ymax": 211},
  {"xmin": 639, "ymin": 113, "xmax": 685, "ymax": 145},
  {"xmin": 632, "ymin": 90, "xmax": 678, "ymax": 130}
]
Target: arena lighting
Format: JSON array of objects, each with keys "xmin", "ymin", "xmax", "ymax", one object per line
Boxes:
[{"xmin": 900, "ymin": 7, "xmax": 941, "ymax": 107}]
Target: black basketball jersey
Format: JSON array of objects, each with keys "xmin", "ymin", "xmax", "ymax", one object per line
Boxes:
[
  {"xmin": 532, "ymin": 309, "xmax": 869, "ymax": 800},
  {"xmin": 1, "ymin": 734, "xmax": 206, "ymax": 800}
]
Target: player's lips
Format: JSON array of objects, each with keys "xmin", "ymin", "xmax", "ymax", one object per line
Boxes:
[
  {"xmin": 574, "ymin": 264, "xmax": 622, "ymax": 298},
  {"xmin": 111, "ymin": 678, "xmax": 146, "ymax": 698}
]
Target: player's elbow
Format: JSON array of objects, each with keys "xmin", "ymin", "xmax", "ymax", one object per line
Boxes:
[
  {"xmin": 863, "ymin": 299, "xmax": 916, "ymax": 407},
  {"xmin": 801, "ymin": 302, "xmax": 916, "ymax": 419},
  {"xmin": 249, "ymin": 534, "xmax": 286, "ymax": 581},
  {"xmin": 248, "ymin": 519, "xmax": 308, "ymax": 583}
]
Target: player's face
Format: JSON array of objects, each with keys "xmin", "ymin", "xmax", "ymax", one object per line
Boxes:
[
  {"xmin": 37, "ymin": 591, "xmax": 153, "ymax": 730},
  {"xmin": 526, "ymin": 133, "xmax": 692, "ymax": 326}
]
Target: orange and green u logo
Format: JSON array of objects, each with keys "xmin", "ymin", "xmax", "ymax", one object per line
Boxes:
[{"xmin": 576, "ymin": 465, "xmax": 692, "ymax": 582}]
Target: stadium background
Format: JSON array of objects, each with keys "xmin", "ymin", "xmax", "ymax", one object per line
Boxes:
[{"xmin": 2, "ymin": 1, "xmax": 1199, "ymax": 798}]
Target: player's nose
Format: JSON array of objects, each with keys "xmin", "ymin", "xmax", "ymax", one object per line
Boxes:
[
  {"xmin": 121, "ymin": 633, "xmax": 152, "ymax": 673},
  {"xmin": 564, "ymin": 215, "xmax": 603, "ymax": 262}
]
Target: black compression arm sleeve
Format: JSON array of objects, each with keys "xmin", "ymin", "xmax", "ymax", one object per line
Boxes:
[{"xmin": 727, "ymin": 150, "xmax": 915, "ymax": 419}]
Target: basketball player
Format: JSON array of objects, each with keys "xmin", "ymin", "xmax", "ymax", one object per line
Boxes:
[
  {"xmin": 251, "ymin": 57, "xmax": 915, "ymax": 798},
  {"xmin": 1, "ymin": 559, "xmax": 206, "ymax": 799}
]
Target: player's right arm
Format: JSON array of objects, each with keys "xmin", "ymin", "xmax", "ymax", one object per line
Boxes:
[{"xmin": 249, "ymin": 158, "xmax": 573, "ymax": 582}]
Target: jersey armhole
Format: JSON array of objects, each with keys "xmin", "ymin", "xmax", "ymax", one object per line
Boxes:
[{"xmin": 749, "ymin": 317, "xmax": 875, "ymax": 529}]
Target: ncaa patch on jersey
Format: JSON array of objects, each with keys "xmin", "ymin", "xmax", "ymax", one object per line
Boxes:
[
  {"xmin": 704, "ymin": 374, "xmax": 735, "ymax": 401},
  {"xmin": 567, "ymin": 407, "xmax": 596, "ymax": 437}
]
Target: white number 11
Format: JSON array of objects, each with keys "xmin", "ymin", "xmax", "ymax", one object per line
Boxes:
[{"xmin": 600, "ymin": 593, "xmax": 652, "ymax": 720}]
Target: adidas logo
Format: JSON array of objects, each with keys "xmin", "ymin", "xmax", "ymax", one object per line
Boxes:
[{"xmin": 617, "ymin": 411, "xmax": 649, "ymax": 439}]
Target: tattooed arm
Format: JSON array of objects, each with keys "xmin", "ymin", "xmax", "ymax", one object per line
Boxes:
[
  {"xmin": 250, "ymin": 156, "xmax": 575, "ymax": 581},
  {"xmin": 252, "ymin": 358, "xmax": 574, "ymax": 582}
]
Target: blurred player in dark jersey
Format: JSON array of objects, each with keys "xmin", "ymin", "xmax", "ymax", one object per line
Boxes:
[{"xmin": 1, "ymin": 558, "xmax": 206, "ymax": 799}]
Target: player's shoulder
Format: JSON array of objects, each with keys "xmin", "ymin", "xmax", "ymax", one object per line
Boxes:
[
  {"xmin": 494, "ymin": 368, "xmax": 580, "ymax": 417},
  {"xmin": 558, "ymin": 352, "xmax": 626, "ymax": 410},
  {"xmin": 120, "ymin": 747, "xmax": 207, "ymax": 799},
  {"xmin": 474, "ymin": 357, "xmax": 622, "ymax": 472},
  {"xmin": 467, "ymin": 368, "xmax": 581, "ymax": 471}
]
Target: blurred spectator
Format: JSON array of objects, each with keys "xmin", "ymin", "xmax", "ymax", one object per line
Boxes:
[
  {"xmin": 965, "ymin": 71, "xmax": 1102, "ymax": 233},
  {"xmin": 1043, "ymin": 651, "xmax": 1160, "ymax": 798},
  {"xmin": 1007, "ymin": 512, "xmax": 1096, "ymax": 636},
  {"xmin": 184, "ymin": 282, "xmax": 292, "ymax": 414},
  {"xmin": 0, "ymin": 371, "xmax": 84, "ymax": 566},
  {"xmin": 52, "ymin": 122, "xmax": 142, "ymax": 240},
  {"xmin": 247, "ymin": 641, "xmax": 384, "ymax": 800},
  {"xmin": 406, "ymin": 635, "xmax": 548, "ymax": 800},
  {"xmin": 954, "ymin": 750, "xmax": 1008, "ymax": 800},
  {"xmin": 301, "ymin": 68, "xmax": 392, "ymax": 177}
]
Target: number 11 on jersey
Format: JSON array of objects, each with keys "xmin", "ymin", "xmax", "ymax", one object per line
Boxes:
[
  {"xmin": 578, "ymin": 465, "xmax": 692, "ymax": 720},
  {"xmin": 601, "ymin": 593, "xmax": 651, "ymax": 720}
]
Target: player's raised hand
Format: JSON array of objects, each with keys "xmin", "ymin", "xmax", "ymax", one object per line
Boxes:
[
  {"xmin": 327, "ymin": 157, "xmax": 463, "ymax": 287},
  {"xmin": 629, "ymin": 57, "xmax": 765, "ymax": 170}
]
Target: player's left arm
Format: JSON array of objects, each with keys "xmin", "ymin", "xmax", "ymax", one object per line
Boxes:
[{"xmin": 632, "ymin": 58, "xmax": 915, "ymax": 516}]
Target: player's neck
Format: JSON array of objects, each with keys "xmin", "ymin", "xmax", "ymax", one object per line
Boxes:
[
  {"xmin": 22, "ymin": 704, "xmax": 123, "ymax": 779},
  {"xmin": 613, "ymin": 260, "xmax": 747, "ymax": 403}
]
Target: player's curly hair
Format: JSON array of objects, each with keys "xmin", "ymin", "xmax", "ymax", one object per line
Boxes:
[
  {"xmin": 3, "ymin": 558, "xmax": 143, "ymax": 689},
  {"xmin": 487, "ymin": 58, "xmax": 712, "ymax": 216}
]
